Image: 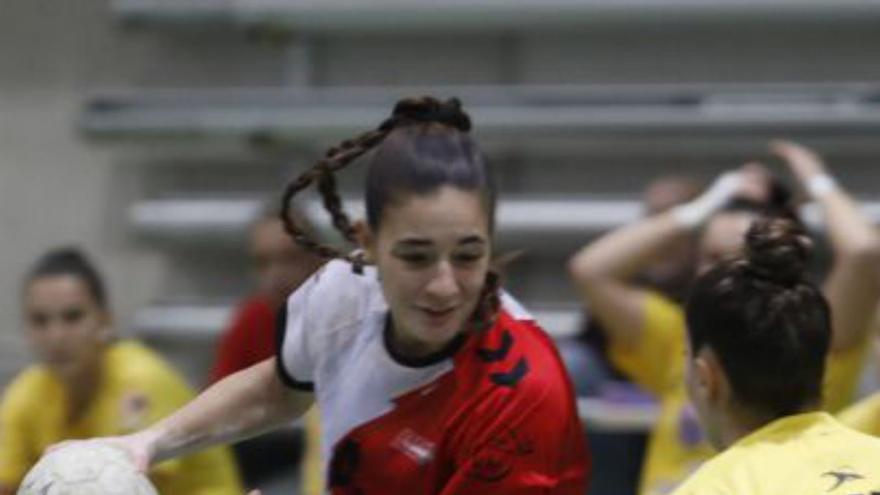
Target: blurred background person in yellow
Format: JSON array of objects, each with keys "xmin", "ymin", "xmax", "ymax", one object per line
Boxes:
[{"xmin": 0, "ymin": 248, "xmax": 243, "ymax": 495}]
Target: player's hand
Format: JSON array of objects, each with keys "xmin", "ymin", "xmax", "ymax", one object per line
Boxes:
[
  {"xmin": 735, "ymin": 162, "xmax": 773, "ymax": 203},
  {"xmin": 770, "ymin": 139, "xmax": 829, "ymax": 183},
  {"xmin": 246, "ymin": 491, "xmax": 262, "ymax": 495}
]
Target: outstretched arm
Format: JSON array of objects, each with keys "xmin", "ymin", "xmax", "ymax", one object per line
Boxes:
[
  {"xmin": 772, "ymin": 140, "xmax": 880, "ymax": 351},
  {"xmin": 66, "ymin": 358, "xmax": 312, "ymax": 472}
]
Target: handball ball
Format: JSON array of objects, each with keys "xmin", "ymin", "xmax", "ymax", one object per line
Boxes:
[{"xmin": 17, "ymin": 443, "xmax": 157, "ymax": 495}]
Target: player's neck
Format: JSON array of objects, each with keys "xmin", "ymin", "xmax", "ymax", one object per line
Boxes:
[{"xmin": 718, "ymin": 403, "xmax": 819, "ymax": 449}]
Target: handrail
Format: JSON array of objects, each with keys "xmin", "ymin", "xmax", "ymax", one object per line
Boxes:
[
  {"xmin": 113, "ymin": 0, "xmax": 880, "ymax": 33},
  {"xmin": 80, "ymin": 83, "xmax": 880, "ymax": 142}
]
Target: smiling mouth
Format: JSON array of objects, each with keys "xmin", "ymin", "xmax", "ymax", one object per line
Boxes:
[{"xmin": 420, "ymin": 307, "xmax": 457, "ymax": 319}]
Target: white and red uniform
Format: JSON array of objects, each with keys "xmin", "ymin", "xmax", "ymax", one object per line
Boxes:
[{"xmin": 276, "ymin": 260, "xmax": 590, "ymax": 494}]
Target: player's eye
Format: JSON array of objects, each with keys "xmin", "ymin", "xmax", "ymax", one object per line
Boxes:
[
  {"xmin": 29, "ymin": 312, "xmax": 49, "ymax": 329},
  {"xmin": 396, "ymin": 252, "xmax": 433, "ymax": 266},
  {"xmin": 61, "ymin": 309, "xmax": 85, "ymax": 324}
]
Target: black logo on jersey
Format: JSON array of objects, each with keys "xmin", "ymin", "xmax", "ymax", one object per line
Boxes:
[
  {"xmin": 476, "ymin": 330, "xmax": 513, "ymax": 362},
  {"xmin": 329, "ymin": 439, "xmax": 361, "ymax": 487},
  {"xmin": 466, "ymin": 452, "xmax": 513, "ymax": 483},
  {"xmin": 822, "ymin": 469, "xmax": 864, "ymax": 491},
  {"xmin": 489, "ymin": 426, "xmax": 535, "ymax": 457},
  {"xmin": 490, "ymin": 357, "xmax": 529, "ymax": 387}
]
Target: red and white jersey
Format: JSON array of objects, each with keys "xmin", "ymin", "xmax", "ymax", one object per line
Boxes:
[{"xmin": 276, "ymin": 260, "xmax": 590, "ymax": 494}]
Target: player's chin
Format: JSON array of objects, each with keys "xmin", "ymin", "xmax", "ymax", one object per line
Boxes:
[{"xmin": 420, "ymin": 315, "xmax": 469, "ymax": 346}]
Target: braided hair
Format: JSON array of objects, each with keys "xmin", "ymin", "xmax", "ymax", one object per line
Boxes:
[{"xmin": 279, "ymin": 96, "xmax": 500, "ymax": 330}]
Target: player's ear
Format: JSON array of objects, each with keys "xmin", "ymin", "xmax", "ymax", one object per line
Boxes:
[{"xmin": 694, "ymin": 348, "xmax": 726, "ymax": 406}]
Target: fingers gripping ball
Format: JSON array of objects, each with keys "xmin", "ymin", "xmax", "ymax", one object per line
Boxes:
[{"xmin": 18, "ymin": 443, "xmax": 157, "ymax": 495}]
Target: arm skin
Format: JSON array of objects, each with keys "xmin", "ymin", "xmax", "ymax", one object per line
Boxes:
[
  {"xmin": 53, "ymin": 358, "xmax": 312, "ymax": 474},
  {"xmin": 771, "ymin": 140, "xmax": 880, "ymax": 351},
  {"xmin": 568, "ymin": 211, "xmax": 689, "ymax": 351}
]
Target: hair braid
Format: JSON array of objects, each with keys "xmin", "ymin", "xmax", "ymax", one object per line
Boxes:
[
  {"xmin": 280, "ymin": 96, "xmax": 474, "ymax": 274},
  {"xmin": 472, "ymin": 269, "xmax": 502, "ymax": 331}
]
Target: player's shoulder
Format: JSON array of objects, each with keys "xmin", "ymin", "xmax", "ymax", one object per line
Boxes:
[
  {"xmin": 288, "ymin": 258, "xmax": 382, "ymax": 331},
  {"xmin": 465, "ymin": 295, "xmax": 570, "ymax": 401}
]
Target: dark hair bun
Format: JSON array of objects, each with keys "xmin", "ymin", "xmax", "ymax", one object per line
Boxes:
[
  {"xmin": 744, "ymin": 217, "xmax": 812, "ymax": 286},
  {"xmin": 387, "ymin": 96, "xmax": 471, "ymax": 132}
]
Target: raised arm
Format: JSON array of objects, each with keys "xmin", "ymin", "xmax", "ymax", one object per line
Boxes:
[
  {"xmin": 569, "ymin": 172, "xmax": 743, "ymax": 350},
  {"xmin": 88, "ymin": 358, "xmax": 312, "ymax": 471},
  {"xmin": 771, "ymin": 140, "xmax": 880, "ymax": 351}
]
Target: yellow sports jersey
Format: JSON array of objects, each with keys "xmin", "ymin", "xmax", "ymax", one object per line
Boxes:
[
  {"xmin": 302, "ymin": 408, "xmax": 323, "ymax": 495},
  {"xmin": 0, "ymin": 341, "xmax": 243, "ymax": 495},
  {"xmin": 671, "ymin": 412, "xmax": 880, "ymax": 495},
  {"xmin": 839, "ymin": 392, "xmax": 880, "ymax": 437},
  {"xmin": 608, "ymin": 292, "xmax": 868, "ymax": 495}
]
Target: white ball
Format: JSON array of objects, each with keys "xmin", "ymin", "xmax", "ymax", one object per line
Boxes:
[{"xmin": 17, "ymin": 443, "xmax": 158, "ymax": 495}]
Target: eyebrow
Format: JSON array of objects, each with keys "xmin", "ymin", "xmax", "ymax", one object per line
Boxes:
[
  {"xmin": 394, "ymin": 235, "xmax": 486, "ymax": 248},
  {"xmin": 458, "ymin": 236, "xmax": 486, "ymax": 246}
]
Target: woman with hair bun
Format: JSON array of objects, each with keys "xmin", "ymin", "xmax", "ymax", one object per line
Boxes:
[
  {"xmin": 48, "ymin": 97, "xmax": 590, "ymax": 494},
  {"xmin": 0, "ymin": 248, "xmax": 242, "ymax": 495},
  {"xmin": 671, "ymin": 217, "xmax": 880, "ymax": 493}
]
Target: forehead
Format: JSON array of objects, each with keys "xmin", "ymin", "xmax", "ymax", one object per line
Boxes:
[
  {"xmin": 26, "ymin": 275, "xmax": 94, "ymax": 307},
  {"xmin": 378, "ymin": 187, "xmax": 489, "ymax": 241}
]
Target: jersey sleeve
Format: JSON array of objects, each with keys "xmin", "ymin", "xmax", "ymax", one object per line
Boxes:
[
  {"xmin": 607, "ymin": 291, "xmax": 685, "ymax": 397},
  {"xmin": 275, "ymin": 260, "xmax": 378, "ymax": 391},
  {"xmin": 0, "ymin": 378, "xmax": 35, "ymax": 487},
  {"xmin": 440, "ymin": 371, "xmax": 590, "ymax": 493}
]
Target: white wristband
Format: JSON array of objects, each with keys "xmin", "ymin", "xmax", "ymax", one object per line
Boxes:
[
  {"xmin": 806, "ymin": 175, "xmax": 838, "ymax": 198},
  {"xmin": 671, "ymin": 172, "xmax": 742, "ymax": 229}
]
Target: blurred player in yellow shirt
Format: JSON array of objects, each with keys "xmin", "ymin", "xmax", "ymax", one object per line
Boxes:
[
  {"xmin": 570, "ymin": 141, "xmax": 880, "ymax": 494},
  {"xmin": 671, "ymin": 217, "xmax": 880, "ymax": 494},
  {"xmin": 0, "ymin": 248, "xmax": 242, "ymax": 495}
]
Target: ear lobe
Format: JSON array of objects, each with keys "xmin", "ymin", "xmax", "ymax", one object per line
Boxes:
[
  {"xmin": 694, "ymin": 351, "xmax": 718, "ymax": 402},
  {"xmin": 695, "ymin": 348, "xmax": 728, "ymax": 404}
]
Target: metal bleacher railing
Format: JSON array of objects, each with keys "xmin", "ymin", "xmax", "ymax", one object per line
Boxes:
[
  {"xmin": 112, "ymin": 0, "xmax": 880, "ymax": 33},
  {"xmin": 80, "ymin": 83, "xmax": 880, "ymax": 145}
]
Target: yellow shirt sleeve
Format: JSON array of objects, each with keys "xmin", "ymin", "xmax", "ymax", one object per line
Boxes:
[
  {"xmin": 0, "ymin": 377, "xmax": 35, "ymax": 487},
  {"xmin": 607, "ymin": 292, "xmax": 686, "ymax": 397}
]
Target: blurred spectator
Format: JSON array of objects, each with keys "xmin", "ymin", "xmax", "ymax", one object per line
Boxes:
[
  {"xmin": 209, "ymin": 205, "xmax": 323, "ymax": 383},
  {"xmin": 0, "ymin": 248, "xmax": 242, "ymax": 495},
  {"xmin": 559, "ymin": 176, "xmax": 699, "ymax": 495}
]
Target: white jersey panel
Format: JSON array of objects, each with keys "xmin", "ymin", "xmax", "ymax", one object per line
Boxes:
[{"xmin": 277, "ymin": 259, "xmax": 455, "ymax": 466}]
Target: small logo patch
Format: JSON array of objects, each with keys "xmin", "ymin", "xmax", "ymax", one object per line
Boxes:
[{"xmin": 392, "ymin": 428, "xmax": 435, "ymax": 465}]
